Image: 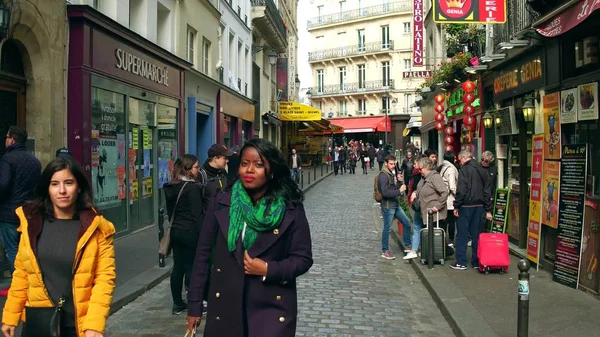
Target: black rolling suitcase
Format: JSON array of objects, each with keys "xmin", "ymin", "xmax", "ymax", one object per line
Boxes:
[{"xmin": 420, "ymin": 211, "xmax": 447, "ymax": 265}]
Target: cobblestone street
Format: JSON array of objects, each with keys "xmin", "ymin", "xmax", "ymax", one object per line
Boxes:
[{"xmin": 106, "ymin": 172, "xmax": 454, "ymax": 337}]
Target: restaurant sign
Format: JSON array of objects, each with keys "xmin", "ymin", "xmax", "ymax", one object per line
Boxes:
[
  {"xmin": 494, "ymin": 51, "xmax": 544, "ymax": 101},
  {"xmin": 403, "ymin": 71, "xmax": 432, "ymax": 79},
  {"xmin": 535, "ymin": 0, "xmax": 600, "ymax": 38},
  {"xmin": 446, "ymin": 79, "xmax": 481, "ymax": 118},
  {"xmin": 433, "ymin": 0, "xmax": 507, "ymax": 24}
]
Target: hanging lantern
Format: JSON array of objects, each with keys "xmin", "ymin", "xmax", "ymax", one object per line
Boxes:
[
  {"xmin": 444, "ymin": 144, "xmax": 455, "ymax": 153},
  {"xmin": 435, "ymin": 104, "xmax": 445, "ymax": 113},
  {"xmin": 434, "ymin": 94, "xmax": 446, "ymax": 104},
  {"xmin": 444, "ymin": 126, "xmax": 454, "ymax": 136},
  {"xmin": 444, "ymin": 135, "xmax": 455, "ymax": 145},
  {"xmin": 435, "ymin": 121, "xmax": 445, "ymax": 130},
  {"xmin": 464, "ymin": 104, "xmax": 475, "ymax": 115},
  {"xmin": 463, "ymin": 93, "xmax": 475, "ymax": 104},
  {"xmin": 435, "ymin": 113, "xmax": 445, "ymax": 122},
  {"xmin": 463, "ymin": 115, "xmax": 476, "ymax": 129},
  {"xmin": 462, "ymin": 80, "xmax": 475, "ymax": 93}
]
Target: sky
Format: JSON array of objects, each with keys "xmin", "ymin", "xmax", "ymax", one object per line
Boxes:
[{"xmin": 297, "ymin": 0, "xmax": 312, "ymax": 91}]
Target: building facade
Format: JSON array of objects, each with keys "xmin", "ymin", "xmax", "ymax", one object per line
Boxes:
[
  {"xmin": 0, "ymin": 0, "xmax": 68, "ymax": 165},
  {"xmin": 306, "ymin": 0, "xmax": 426, "ymax": 148}
]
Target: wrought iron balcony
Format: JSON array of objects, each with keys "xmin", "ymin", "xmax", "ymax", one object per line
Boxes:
[
  {"xmin": 251, "ymin": 0, "xmax": 287, "ymax": 53},
  {"xmin": 308, "ymin": 41, "xmax": 394, "ymax": 62},
  {"xmin": 492, "ymin": 0, "xmax": 539, "ymax": 47},
  {"xmin": 308, "ymin": 1, "xmax": 411, "ymax": 29},
  {"xmin": 311, "ymin": 80, "xmax": 395, "ymax": 97}
]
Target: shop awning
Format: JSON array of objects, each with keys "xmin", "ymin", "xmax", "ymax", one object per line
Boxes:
[
  {"xmin": 532, "ymin": 0, "xmax": 599, "ymax": 38},
  {"xmin": 403, "ymin": 116, "xmax": 422, "ymax": 136},
  {"xmin": 298, "ymin": 119, "xmax": 344, "ymax": 134},
  {"xmin": 328, "ymin": 116, "xmax": 391, "ymax": 134}
]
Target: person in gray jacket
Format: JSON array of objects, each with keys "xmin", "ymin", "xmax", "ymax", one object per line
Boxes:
[
  {"xmin": 438, "ymin": 151, "xmax": 458, "ymax": 242},
  {"xmin": 378, "ymin": 155, "xmax": 411, "ymax": 260},
  {"xmin": 405, "ymin": 157, "xmax": 448, "ymax": 260}
]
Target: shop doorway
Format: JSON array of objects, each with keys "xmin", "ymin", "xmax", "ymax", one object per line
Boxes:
[
  {"xmin": 0, "ymin": 39, "xmax": 27, "ymax": 156},
  {"xmin": 196, "ymin": 103, "xmax": 213, "ymax": 163}
]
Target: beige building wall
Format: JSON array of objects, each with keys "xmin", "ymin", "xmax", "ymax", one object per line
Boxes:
[
  {"xmin": 306, "ymin": 0, "xmax": 426, "ymax": 119},
  {"xmin": 2, "ymin": 0, "xmax": 68, "ymax": 166}
]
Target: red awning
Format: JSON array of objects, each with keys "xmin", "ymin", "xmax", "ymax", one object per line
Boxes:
[
  {"xmin": 328, "ymin": 116, "xmax": 391, "ymax": 134},
  {"xmin": 533, "ymin": 0, "xmax": 600, "ymax": 38}
]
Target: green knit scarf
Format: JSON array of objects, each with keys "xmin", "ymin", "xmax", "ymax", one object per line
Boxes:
[{"xmin": 228, "ymin": 180, "xmax": 286, "ymax": 252}]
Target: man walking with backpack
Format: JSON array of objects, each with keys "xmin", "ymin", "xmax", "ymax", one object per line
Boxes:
[{"xmin": 376, "ymin": 155, "xmax": 411, "ymax": 259}]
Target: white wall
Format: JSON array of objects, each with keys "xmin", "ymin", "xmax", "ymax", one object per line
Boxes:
[{"xmin": 219, "ymin": 0, "xmax": 252, "ymax": 99}]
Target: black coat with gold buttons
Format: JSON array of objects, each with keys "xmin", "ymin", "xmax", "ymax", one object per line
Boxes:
[{"xmin": 187, "ymin": 191, "xmax": 314, "ymax": 337}]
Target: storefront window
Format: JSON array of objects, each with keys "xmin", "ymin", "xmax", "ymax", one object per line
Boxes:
[
  {"xmin": 562, "ymin": 121, "xmax": 600, "ymax": 196},
  {"xmin": 157, "ymin": 104, "xmax": 178, "ymax": 190},
  {"xmin": 91, "ymin": 87, "xmax": 127, "ymax": 232},
  {"xmin": 223, "ymin": 115, "xmax": 232, "ymax": 147},
  {"xmin": 242, "ymin": 121, "xmax": 252, "ymax": 144}
]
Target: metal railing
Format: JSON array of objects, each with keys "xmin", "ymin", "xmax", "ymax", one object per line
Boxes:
[
  {"xmin": 312, "ymin": 79, "xmax": 395, "ymax": 97},
  {"xmin": 251, "ymin": 0, "xmax": 287, "ymax": 40},
  {"xmin": 493, "ymin": 0, "xmax": 539, "ymax": 45},
  {"xmin": 308, "ymin": 1, "xmax": 411, "ymax": 28},
  {"xmin": 308, "ymin": 41, "xmax": 394, "ymax": 62}
]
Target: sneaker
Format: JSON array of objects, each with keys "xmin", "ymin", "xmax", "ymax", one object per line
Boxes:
[
  {"xmin": 404, "ymin": 249, "xmax": 412, "ymax": 253},
  {"xmin": 448, "ymin": 243, "xmax": 454, "ymax": 248},
  {"xmin": 403, "ymin": 251, "xmax": 418, "ymax": 260},
  {"xmin": 472, "ymin": 264, "xmax": 480, "ymax": 269},
  {"xmin": 172, "ymin": 302, "xmax": 188, "ymax": 315},
  {"xmin": 449, "ymin": 263, "xmax": 467, "ymax": 270},
  {"xmin": 381, "ymin": 251, "xmax": 396, "ymax": 260},
  {"xmin": 467, "ymin": 240, "xmax": 472, "ymax": 247},
  {"xmin": 203, "ymin": 301, "xmax": 208, "ymax": 314}
]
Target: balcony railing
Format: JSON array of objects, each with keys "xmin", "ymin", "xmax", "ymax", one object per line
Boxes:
[
  {"xmin": 309, "ymin": 41, "xmax": 394, "ymax": 62},
  {"xmin": 251, "ymin": 0, "xmax": 287, "ymax": 40},
  {"xmin": 492, "ymin": 0, "xmax": 539, "ymax": 46},
  {"xmin": 312, "ymin": 79, "xmax": 395, "ymax": 97},
  {"xmin": 308, "ymin": 1, "xmax": 411, "ymax": 28}
]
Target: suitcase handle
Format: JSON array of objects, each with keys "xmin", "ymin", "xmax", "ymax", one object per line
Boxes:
[{"xmin": 426, "ymin": 208, "xmax": 440, "ymax": 228}]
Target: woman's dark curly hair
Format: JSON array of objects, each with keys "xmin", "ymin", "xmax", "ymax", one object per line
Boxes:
[
  {"xmin": 240, "ymin": 138, "xmax": 304, "ymax": 205},
  {"xmin": 30, "ymin": 157, "xmax": 95, "ymax": 219}
]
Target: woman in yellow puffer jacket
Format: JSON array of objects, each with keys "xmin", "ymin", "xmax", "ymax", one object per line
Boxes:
[{"xmin": 1, "ymin": 157, "xmax": 116, "ymax": 337}]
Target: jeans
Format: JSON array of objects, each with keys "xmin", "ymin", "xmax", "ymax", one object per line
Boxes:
[
  {"xmin": 382, "ymin": 206, "xmax": 411, "ymax": 251},
  {"xmin": 170, "ymin": 228, "xmax": 198, "ymax": 305},
  {"xmin": 290, "ymin": 168, "xmax": 300, "ymax": 184},
  {"xmin": 333, "ymin": 161, "xmax": 340, "ymax": 175},
  {"xmin": 455, "ymin": 206, "xmax": 484, "ymax": 266},
  {"xmin": 411, "ymin": 211, "xmax": 423, "ymax": 251},
  {"xmin": 0, "ymin": 222, "xmax": 19, "ymax": 274},
  {"xmin": 378, "ymin": 161, "xmax": 384, "ymax": 171}
]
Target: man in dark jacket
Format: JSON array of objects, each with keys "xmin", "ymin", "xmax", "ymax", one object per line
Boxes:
[
  {"xmin": 376, "ymin": 147, "xmax": 385, "ymax": 171},
  {"xmin": 339, "ymin": 146, "xmax": 347, "ymax": 175},
  {"xmin": 201, "ymin": 144, "xmax": 233, "ymax": 214},
  {"xmin": 226, "ymin": 145, "xmax": 241, "ymax": 187},
  {"xmin": 451, "ymin": 149, "xmax": 492, "ymax": 270},
  {"xmin": 481, "ymin": 151, "xmax": 498, "ymax": 199},
  {"xmin": 378, "ymin": 155, "xmax": 411, "ymax": 260},
  {"xmin": 367, "ymin": 143, "xmax": 376, "ymax": 170},
  {"xmin": 0, "ymin": 126, "xmax": 41, "ymax": 289}
]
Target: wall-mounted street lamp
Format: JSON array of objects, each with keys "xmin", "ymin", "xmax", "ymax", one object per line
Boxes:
[
  {"xmin": 252, "ymin": 45, "xmax": 278, "ymax": 66},
  {"xmin": 482, "ymin": 112, "xmax": 493, "ymax": 129},
  {"xmin": 522, "ymin": 99, "xmax": 535, "ymax": 122}
]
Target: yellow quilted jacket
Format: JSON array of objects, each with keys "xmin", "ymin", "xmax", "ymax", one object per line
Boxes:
[{"xmin": 1, "ymin": 205, "xmax": 116, "ymax": 337}]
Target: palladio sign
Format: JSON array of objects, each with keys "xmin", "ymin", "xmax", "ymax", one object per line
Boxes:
[{"xmin": 115, "ymin": 48, "xmax": 169, "ymax": 87}]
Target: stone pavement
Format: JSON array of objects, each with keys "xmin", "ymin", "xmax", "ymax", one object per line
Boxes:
[{"xmin": 105, "ymin": 171, "xmax": 455, "ymax": 337}]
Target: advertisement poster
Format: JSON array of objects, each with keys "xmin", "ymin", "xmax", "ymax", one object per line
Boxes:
[
  {"xmin": 542, "ymin": 160, "xmax": 560, "ymax": 229},
  {"xmin": 132, "ymin": 128, "xmax": 139, "ymax": 150},
  {"xmin": 143, "ymin": 177, "xmax": 153, "ymax": 198},
  {"xmin": 543, "ymin": 92, "xmax": 561, "ymax": 160},
  {"xmin": 117, "ymin": 166, "xmax": 126, "ymax": 200},
  {"xmin": 490, "ymin": 188, "xmax": 510, "ymax": 233},
  {"xmin": 553, "ymin": 144, "xmax": 587, "ymax": 289},
  {"xmin": 433, "ymin": 0, "xmax": 507, "ymax": 24},
  {"xmin": 527, "ymin": 135, "xmax": 544, "ymax": 266},
  {"xmin": 158, "ymin": 160, "xmax": 169, "ymax": 188},
  {"xmin": 143, "ymin": 149, "xmax": 151, "ymax": 177},
  {"xmin": 143, "ymin": 127, "xmax": 152, "ymax": 149},
  {"xmin": 128, "ymin": 149, "xmax": 137, "ymax": 201},
  {"xmin": 92, "ymin": 137, "xmax": 119, "ymax": 208},
  {"xmin": 276, "ymin": 57, "xmax": 288, "ymax": 101},
  {"xmin": 131, "ymin": 179, "xmax": 138, "ymax": 201},
  {"xmin": 560, "ymin": 88, "xmax": 578, "ymax": 124},
  {"xmin": 577, "ymin": 82, "xmax": 598, "ymax": 121}
]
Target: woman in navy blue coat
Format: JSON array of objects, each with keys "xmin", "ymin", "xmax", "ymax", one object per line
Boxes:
[{"xmin": 186, "ymin": 138, "xmax": 313, "ymax": 337}]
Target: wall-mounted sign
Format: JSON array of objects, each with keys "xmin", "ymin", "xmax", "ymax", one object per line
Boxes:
[
  {"xmin": 279, "ymin": 102, "xmax": 321, "ymax": 121},
  {"xmin": 413, "ymin": 0, "xmax": 424, "ymax": 66},
  {"xmin": 527, "ymin": 134, "xmax": 544, "ymax": 267},
  {"xmin": 494, "ymin": 106, "xmax": 518, "ymax": 136},
  {"xmin": 490, "ymin": 188, "xmax": 510, "ymax": 233},
  {"xmin": 116, "ymin": 48, "xmax": 169, "ymax": 86},
  {"xmin": 493, "ymin": 51, "xmax": 544, "ymax": 101},
  {"xmin": 403, "ymin": 71, "xmax": 432, "ymax": 79},
  {"xmin": 445, "ymin": 79, "xmax": 481, "ymax": 118},
  {"xmin": 535, "ymin": 0, "xmax": 600, "ymax": 38},
  {"xmin": 433, "ymin": 0, "xmax": 507, "ymax": 24}
]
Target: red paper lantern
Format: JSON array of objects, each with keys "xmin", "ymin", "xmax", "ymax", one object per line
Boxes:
[
  {"xmin": 444, "ymin": 126, "xmax": 454, "ymax": 136},
  {"xmin": 462, "ymin": 80, "xmax": 475, "ymax": 93},
  {"xmin": 435, "ymin": 113, "xmax": 445, "ymax": 122},
  {"xmin": 444, "ymin": 135, "xmax": 455, "ymax": 144},
  {"xmin": 435, "ymin": 121, "xmax": 445, "ymax": 130},
  {"xmin": 463, "ymin": 93, "xmax": 475, "ymax": 104},
  {"xmin": 463, "ymin": 104, "xmax": 475, "ymax": 115},
  {"xmin": 434, "ymin": 94, "xmax": 445, "ymax": 104},
  {"xmin": 444, "ymin": 144, "xmax": 455, "ymax": 153},
  {"xmin": 463, "ymin": 116, "xmax": 476, "ymax": 129},
  {"xmin": 435, "ymin": 104, "xmax": 445, "ymax": 113}
]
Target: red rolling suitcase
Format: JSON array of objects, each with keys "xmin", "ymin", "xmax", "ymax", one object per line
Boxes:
[{"xmin": 477, "ymin": 233, "xmax": 510, "ymax": 274}]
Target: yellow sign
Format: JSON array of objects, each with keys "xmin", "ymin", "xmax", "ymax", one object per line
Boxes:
[{"xmin": 279, "ymin": 102, "xmax": 321, "ymax": 121}]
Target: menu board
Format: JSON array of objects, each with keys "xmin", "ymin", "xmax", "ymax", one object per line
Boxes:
[
  {"xmin": 553, "ymin": 144, "xmax": 588, "ymax": 289},
  {"xmin": 490, "ymin": 188, "xmax": 510, "ymax": 233}
]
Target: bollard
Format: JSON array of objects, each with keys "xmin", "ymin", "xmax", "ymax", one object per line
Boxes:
[
  {"xmin": 308, "ymin": 167, "xmax": 311, "ymax": 185},
  {"xmin": 314, "ymin": 165, "xmax": 317, "ymax": 181},
  {"xmin": 321, "ymin": 163, "xmax": 324, "ymax": 177},
  {"xmin": 517, "ymin": 259, "xmax": 531, "ymax": 337},
  {"xmin": 427, "ymin": 208, "xmax": 434, "ymax": 270},
  {"xmin": 301, "ymin": 170, "xmax": 304, "ymax": 189},
  {"xmin": 158, "ymin": 208, "xmax": 166, "ymax": 268},
  {"xmin": 326, "ymin": 163, "xmax": 329, "ymax": 173}
]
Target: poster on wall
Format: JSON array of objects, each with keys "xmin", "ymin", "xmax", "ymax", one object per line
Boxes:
[
  {"xmin": 577, "ymin": 82, "xmax": 598, "ymax": 121},
  {"xmin": 92, "ymin": 137, "xmax": 120, "ymax": 208},
  {"xmin": 490, "ymin": 188, "xmax": 510, "ymax": 233},
  {"xmin": 158, "ymin": 160, "xmax": 169, "ymax": 189},
  {"xmin": 143, "ymin": 177, "xmax": 153, "ymax": 198},
  {"xmin": 553, "ymin": 144, "xmax": 588, "ymax": 289},
  {"xmin": 560, "ymin": 88, "xmax": 578, "ymax": 124},
  {"xmin": 541, "ymin": 160, "xmax": 560, "ymax": 229},
  {"xmin": 527, "ymin": 134, "xmax": 544, "ymax": 267},
  {"xmin": 117, "ymin": 166, "xmax": 126, "ymax": 200},
  {"xmin": 143, "ymin": 149, "xmax": 151, "ymax": 178},
  {"xmin": 543, "ymin": 92, "xmax": 561, "ymax": 160}
]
